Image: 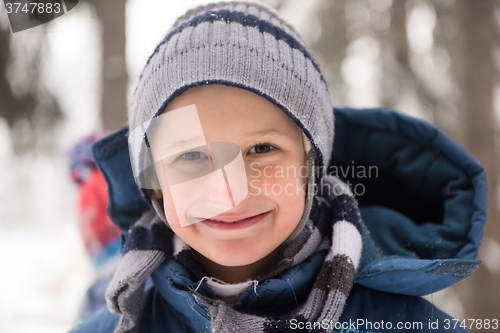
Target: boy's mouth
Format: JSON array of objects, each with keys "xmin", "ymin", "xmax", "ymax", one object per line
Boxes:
[{"xmin": 199, "ymin": 211, "xmax": 272, "ymax": 230}]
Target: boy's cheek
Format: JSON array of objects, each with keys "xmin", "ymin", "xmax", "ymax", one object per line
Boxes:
[
  {"xmin": 162, "ymin": 186, "xmax": 182, "ymax": 228},
  {"xmin": 248, "ymin": 175, "xmax": 308, "ymax": 199},
  {"xmin": 160, "ymin": 160, "xmax": 308, "ymax": 224}
]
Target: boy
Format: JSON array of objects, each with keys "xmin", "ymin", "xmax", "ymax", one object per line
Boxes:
[{"xmin": 72, "ymin": 2, "xmax": 486, "ymax": 332}]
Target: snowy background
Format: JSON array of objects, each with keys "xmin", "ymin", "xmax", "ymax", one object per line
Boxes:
[{"xmin": 0, "ymin": 1, "xmax": 248, "ymax": 332}]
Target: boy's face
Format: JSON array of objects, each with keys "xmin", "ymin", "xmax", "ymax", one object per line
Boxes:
[{"xmin": 152, "ymin": 84, "xmax": 308, "ymax": 267}]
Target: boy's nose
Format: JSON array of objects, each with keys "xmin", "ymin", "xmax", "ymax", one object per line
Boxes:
[{"xmin": 206, "ymin": 171, "xmax": 234, "ymax": 209}]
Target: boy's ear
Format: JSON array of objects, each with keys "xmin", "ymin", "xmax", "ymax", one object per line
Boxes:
[{"xmin": 150, "ymin": 189, "xmax": 168, "ymax": 225}]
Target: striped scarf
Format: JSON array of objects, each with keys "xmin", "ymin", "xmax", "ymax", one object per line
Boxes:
[{"xmin": 105, "ymin": 175, "xmax": 363, "ymax": 333}]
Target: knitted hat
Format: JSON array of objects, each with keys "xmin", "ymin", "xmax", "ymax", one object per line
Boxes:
[{"xmin": 128, "ymin": 1, "xmax": 334, "ymax": 204}]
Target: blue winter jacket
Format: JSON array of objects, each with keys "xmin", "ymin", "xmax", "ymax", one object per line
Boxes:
[{"xmin": 70, "ymin": 107, "xmax": 487, "ymax": 333}]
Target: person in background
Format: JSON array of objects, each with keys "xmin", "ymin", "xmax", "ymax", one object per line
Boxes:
[{"xmin": 67, "ymin": 133, "xmax": 122, "ymax": 321}]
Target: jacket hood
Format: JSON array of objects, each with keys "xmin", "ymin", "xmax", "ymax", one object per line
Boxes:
[
  {"xmin": 91, "ymin": 107, "xmax": 486, "ymax": 299},
  {"xmin": 331, "ymin": 107, "xmax": 486, "ymax": 296}
]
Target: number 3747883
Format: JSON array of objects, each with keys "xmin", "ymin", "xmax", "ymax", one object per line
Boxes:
[
  {"xmin": 444, "ymin": 319, "xmax": 498, "ymax": 330},
  {"xmin": 5, "ymin": 2, "xmax": 61, "ymax": 14}
]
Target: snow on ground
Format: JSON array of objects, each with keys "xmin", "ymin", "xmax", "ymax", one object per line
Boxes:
[
  {"xmin": 0, "ymin": 139, "xmax": 95, "ymax": 332},
  {"xmin": 0, "ymin": 224, "xmax": 95, "ymax": 333}
]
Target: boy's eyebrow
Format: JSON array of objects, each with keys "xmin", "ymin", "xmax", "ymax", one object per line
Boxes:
[
  {"xmin": 246, "ymin": 128, "xmax": 294, "ymax": 138},
  {"xmin": 152, "ymin": 129, "xmax": 293, "ymax": 155},
  {"xmin": 164, "ymin": 138, "xmax": 203, "ymax": 149}
]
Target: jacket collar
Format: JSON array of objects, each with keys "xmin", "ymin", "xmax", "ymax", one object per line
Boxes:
[{"xmin": 150, "ymin": 250, "xmax": 327, "ymax": 330}]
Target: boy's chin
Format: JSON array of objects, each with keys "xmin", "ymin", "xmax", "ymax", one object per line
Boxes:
[
  {"xmin": 207, "ymin": 243, "xmax": 280, "ymax": 268},
  {"xmin": 214, "ymin": 259, "xmax": 260, "ymax": 268},
  {"xmin": 209, "ymin": 251, "xmax": 266, "ymax": 267}
]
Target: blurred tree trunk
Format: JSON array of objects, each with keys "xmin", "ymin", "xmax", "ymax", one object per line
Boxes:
[
  {"xmin": 0, "ymin": 16, "xmax": 61, "ymax": 153},
  {"xmin": 380, "ymin": 0, "xmax": 452, "ymax": 134},
  {"xmin": 452, "ymin": 1, "xmax": 500, "ymax": 330},
  {"xmin": 310, "ymin": 0, "xmax": 348, "ymax": 104},
  {"xmin": 0, "ymin": 18, "xmax": 19, "ymax": 124},
  {"xmin": 95, "ymin": 0, "xmax": 128, "ymax": 132},
  {"xmin": 379, "ymin": 0, "xmax": 408, "ymax": 109}
]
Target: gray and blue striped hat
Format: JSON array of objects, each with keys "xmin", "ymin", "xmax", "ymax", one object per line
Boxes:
[{"xmin": 129, "ymin": 1, "xmax": 334, "ymax": 196}]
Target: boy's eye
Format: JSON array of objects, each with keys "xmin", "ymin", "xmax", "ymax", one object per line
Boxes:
[
  {"xmin": 248, "ymin": 143, "xmax": 275, "ymax": 155},
  {"xmin": 178, "ymin": 151, "xmax": 208, "ymax": 161}
]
